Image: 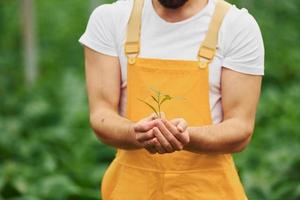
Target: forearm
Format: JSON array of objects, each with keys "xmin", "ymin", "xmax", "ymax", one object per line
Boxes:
[
  {"xmin": 185, "ymin": 118, "xmax": 253, "ymax": 154},
  {"xmin": 90, "ymin": 107, "xmax": 142, "ymax": 150}
]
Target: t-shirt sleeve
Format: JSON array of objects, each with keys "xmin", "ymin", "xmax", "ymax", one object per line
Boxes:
[
  {"xmin": 220, "ymin": 8, "xmax": 265, "ymax": 75},
  {"xmin": 79, "ymin": 5, "xmax": 118, "ymax": 57}
]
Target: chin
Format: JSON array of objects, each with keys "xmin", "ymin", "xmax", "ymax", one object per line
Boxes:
[{"xmin": 158, "ymin": 0, "xmax": 189, "ymax": 9}]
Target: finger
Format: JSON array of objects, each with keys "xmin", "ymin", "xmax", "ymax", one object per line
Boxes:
[
  {"xmin": 170, "ymin": 118, "xmax": 180, "ymax": 126},
  {"xmin": 159, "ymin": 119, "xmax": 183, "ymax": 150},
  {"xmin": 134, "ymin": 120, "xmax": 157, "ymax": 132},
  {"xmin": 173, "ymin": 130, "xmax": 190, "ymax": 146},
  {"xmin": 146, "ymin": 147, "xmax": 157, "ymax": 154},
  {"xmin": 170, "ymin": 118, "xmax": 188, "ymax": 132},
  {"xmin": 152, "ymin": 127, "xmax": 173, "ymax": 153},
  {"xmin": 143, "ymin": 139, "xmax": 157, "ymax": 154},
  {"xmin": 133, "ymin": 113, "xmax": 158, "ymax": 132},
  {"xmin": 152, "ymin": 138, "xmax": 166, "ymax": 154},
  {"xmin": 140, "ymin": 113, "xmax": 157, "ymax": 122},
  {"xmin": 169, "ymin": 119, "xmax": 189, "ymax": 145},
  {"xmin": 161, "ymin": 118, "xmax": 179, "ymax": 135},
  {"xmin": 177, "ymin": 120, "xmax": 188, "ymax": 132},
  {"xmin": 136, "ymin": 130, "xmax": 155, "ymax": 143}
]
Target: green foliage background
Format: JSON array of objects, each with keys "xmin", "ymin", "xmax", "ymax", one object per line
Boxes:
[{"xmin": 0, "ymin": 0, "xmax": 299, "ymax": 199}]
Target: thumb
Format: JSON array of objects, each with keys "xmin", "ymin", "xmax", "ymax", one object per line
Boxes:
[
  {"xmin": 134, "ymin": 113, "xmax": 157, "ymax": 132},
  {"xmin": 170, "ymin": 118, "xmax": 187, "ymax": 132}
]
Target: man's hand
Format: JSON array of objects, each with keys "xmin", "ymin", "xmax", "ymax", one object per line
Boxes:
[
  {"xmin": 169, "ymin": 118, "xmax": 190, "ymax": 145},
  {"xmin": 132, "ymin": 114, "xmax": 157, "ymax": 154},
  {"xmin": 134, "ymin": 115, "xmax": 190, "ymax": 154}
]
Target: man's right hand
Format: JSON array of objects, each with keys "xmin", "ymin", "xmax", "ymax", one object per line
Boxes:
[{"xmin": 132, "ymin": 113, "xmax": 158, "ymax": 154}]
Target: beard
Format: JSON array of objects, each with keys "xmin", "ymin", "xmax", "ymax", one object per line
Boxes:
[{"xmin": 157, "ymin": 0, "xmax": 189, "ymax": 9}]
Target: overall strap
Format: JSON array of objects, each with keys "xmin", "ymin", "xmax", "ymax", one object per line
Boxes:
[
  {"xmin": 198, "ymin": 0, "xmax": 231, "ymax": 68},
  {"xmin": 125, "ymin": 0, "xmax": 145, "ymax": 64}
]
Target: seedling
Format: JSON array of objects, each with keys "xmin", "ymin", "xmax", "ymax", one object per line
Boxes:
[{"xmin": 138, "ymin": 87, "xmax": 184, "ymax": 118}]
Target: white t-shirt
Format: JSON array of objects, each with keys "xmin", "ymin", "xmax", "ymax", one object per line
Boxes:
[{"xmin": 79, "ymin": 0, "xmax": 265, "ymax": 124}]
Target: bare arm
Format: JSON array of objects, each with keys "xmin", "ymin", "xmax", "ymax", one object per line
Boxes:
[
  {"xmin": 185, "ymin": 68, "xmax": 262, "ymax": 154},
  {"xmin": 84, "ymin": 47, "xmax": 141, "ymax": 149}
]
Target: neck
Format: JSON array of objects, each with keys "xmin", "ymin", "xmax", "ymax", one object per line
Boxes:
[{"xmin": 152, "ymin": 0, "xmax": 208, "ymax": 23}]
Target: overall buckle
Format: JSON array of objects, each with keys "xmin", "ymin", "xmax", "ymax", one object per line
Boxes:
[
  {"xmin": 125, "ymin": 42, "xmax": 139, "ymax": 64},
  {"xmin": 197, "ymin": 46, "xmax": 215, "ymax": 69}
]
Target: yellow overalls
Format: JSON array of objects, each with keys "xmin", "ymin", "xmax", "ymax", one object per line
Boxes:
[{"xmin": 101, "ymin": 0, "xmax": 248, "ymax": 199}]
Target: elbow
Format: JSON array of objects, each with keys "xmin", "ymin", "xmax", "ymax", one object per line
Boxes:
[{"xmin": 233, "ymin": 138, "xmax": 251, "ymax": 153}]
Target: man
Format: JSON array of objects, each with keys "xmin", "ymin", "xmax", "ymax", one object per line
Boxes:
[{"xmin": 79, "ymin": 0, "xmax": 264, "ymax": 199}]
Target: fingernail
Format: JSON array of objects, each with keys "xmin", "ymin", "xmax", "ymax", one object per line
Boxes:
[{"xmin": 178, "ymin": 126, "xmax": 183, "ymax": 132}]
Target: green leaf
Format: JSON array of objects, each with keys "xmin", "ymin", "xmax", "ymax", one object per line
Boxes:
[
  {"xmin": 159, "ymin": 95, "xmax": 173, "ymax": 106},
  {"xmin": 151, "ymin": 95, "xmax": 159, "ymax": 103},
  {"xmin": 137, "ymin": 98, "xmax": 158, "ymax": 117},
  {"xmin": 157, "ymin": 92, "xmax": 161, "ymax": 105}
]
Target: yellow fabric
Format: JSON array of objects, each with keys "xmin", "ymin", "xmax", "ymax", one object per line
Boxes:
[
  {"xmin": 101, "ymin": 0, "xmax": 248, "ymax": 199},
  {"xmin": 197, "ymin": 0, "xmax": 231, "ymax": 68},
  {"xmin": 200, "ymin": 0, "xmax": 231, "ymax": 51},
  {"xmin": 125, "ymin": 0, "xmax": 145, "ymax": 57}
]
